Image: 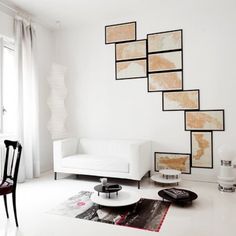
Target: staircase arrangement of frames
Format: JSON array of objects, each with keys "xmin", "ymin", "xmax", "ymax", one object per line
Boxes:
[{"xmin": 105, "ymin": 21, "xmax": 225, "ymax": 174}]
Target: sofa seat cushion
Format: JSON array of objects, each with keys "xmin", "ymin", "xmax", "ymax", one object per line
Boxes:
[{"xmin": 61, "ymin": 154, "xmax": 129, "ymax": 173}]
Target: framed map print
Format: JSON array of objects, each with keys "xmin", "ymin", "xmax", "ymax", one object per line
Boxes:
[
  {"xmin": 191, "ymin": 131, "xmax": 213, "ymax": 168},
  {"xmin": 148, "ymin": 51, "xmax": 182, "ymax": 72},
  {"xmin": 185, "ymin": 110, "xmax": 225, "ymax": 131},
  {"xmin": 154, "ymin": 152, "xmax": 191, "ymax": 174},
  {"xmin": 115, "ymin": 39, "xmax": 146, "ymax": 61},
  {"xmin": 116, "ymin": 59, "xmax": 147, "ymax": 80},
  {"xmin": 162, "ymin": 89, "xmax": 200, "ymax": 111},
  {"xmin": 148, "ymin": 71, "xmax": 183, "ymax": 92},
  {"xmin": 105, "ymin": 22, "xmax": 136, "ymax": 44},
  {"xmin": 147, "ymin": 29, "xmax": 182, "ymax": 53}
]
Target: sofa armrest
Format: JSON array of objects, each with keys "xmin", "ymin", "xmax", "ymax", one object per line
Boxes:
[
  {"xmin": 53, "ymin": 138, "xmax": 78, "ymax": 169},
  {"xmin": 129, "ymin": 141, "xmax": 152, "ymax": 180}
]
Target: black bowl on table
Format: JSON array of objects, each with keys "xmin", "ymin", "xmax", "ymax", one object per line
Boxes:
[{"xmin": 94, "ymin": 184, "xmax": 122, "ymax": 198}]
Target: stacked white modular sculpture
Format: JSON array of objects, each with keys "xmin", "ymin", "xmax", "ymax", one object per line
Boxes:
[{"xmin": 47, "ymin": 63, "xmax": 68, "ymax": 139}]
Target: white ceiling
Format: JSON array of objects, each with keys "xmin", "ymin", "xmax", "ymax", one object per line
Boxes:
[{"xmin": 1, "ymin": 0, "xmax": 138, "ymax": 29}]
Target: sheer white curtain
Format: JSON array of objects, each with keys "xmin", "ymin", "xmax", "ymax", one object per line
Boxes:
[{"xmin": 14, "ymin": 16, "xmax": 40, "ymax": 182}]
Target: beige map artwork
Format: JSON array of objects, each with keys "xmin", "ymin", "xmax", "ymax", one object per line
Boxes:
[
  {"xmin": 148, "ymin": 31, "xmax": 181, "ymax": 52},
  {"xmin": 192, "ymin": 132, "xmax": 212, "ymax": 167},
  {"xmin": 116, "ymin": 40, "xmax": 146, "ymax": 61},
  {"xmin": 164, "ymin": 90, "xmax": 198, "ymax": 110},
  {"xmin": 156, "ymin": 154, "xmax": 190, "ymax": 173},
  {"xmin": 116, "ymin": 60, "xmax": 146, "ymax": 79},
  {"xmin": 106, "ymin": 22, "xmax": 135, "ymax": 44},
  {"xmin": 149, "ymin": 72, "xmax": 182, "ymax": 91},
  {"xmin": 186, "ymin": 111, "xmax": 223, "ymax": 130},
  {"xmin": 148, "ymin": 51, "xmax": 182, "ymax": 72}
]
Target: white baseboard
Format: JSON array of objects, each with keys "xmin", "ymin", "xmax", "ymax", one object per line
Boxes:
[{"xmin": 182, "ymin": 173, "xmax": 217, "ymax": 183}]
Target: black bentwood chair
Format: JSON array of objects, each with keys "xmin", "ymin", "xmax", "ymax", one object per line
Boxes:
[{"xmin": 0, "ymin": 140, "xmax": 22, "ymax": 227}]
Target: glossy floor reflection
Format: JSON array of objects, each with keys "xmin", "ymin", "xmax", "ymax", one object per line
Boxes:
[{"xmin": 0, "ymin": 172, "xmax": 235, "ymax": 236}]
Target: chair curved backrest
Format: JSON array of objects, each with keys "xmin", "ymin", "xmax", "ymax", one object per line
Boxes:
[{"xmin": 3, "ymin": 140, "xmax": 22, "ymax": 189}]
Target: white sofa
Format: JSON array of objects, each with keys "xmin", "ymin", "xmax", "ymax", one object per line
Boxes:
[{"xmin": 53, "ymin": 138, "xmax": 152, "ymax": 188}]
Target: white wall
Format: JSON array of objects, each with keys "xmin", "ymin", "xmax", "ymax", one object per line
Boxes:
[
  {"xmin": 0, "ymin": 8, "xmax": 54, "ymax": 173},
  {"xmin": 55, "ymin": 0, "xmax": 236, "ymax": 181}
]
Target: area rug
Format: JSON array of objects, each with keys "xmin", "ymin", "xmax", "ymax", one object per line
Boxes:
[{"xmin": 49, "ymin": 191, "xmax": 170, "ymax": 232}]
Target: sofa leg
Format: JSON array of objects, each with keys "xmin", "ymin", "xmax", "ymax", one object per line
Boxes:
[
  {"xmin": 148, "ymin": 170, "xmax": 151, "ymax": 178},
  {"xmin": 54, "ymin": 172, "xmax": 57, "ymax": 180},
  {"xmin": 137, "ymin": 180, "xmax": 140, "ymax": 189}
]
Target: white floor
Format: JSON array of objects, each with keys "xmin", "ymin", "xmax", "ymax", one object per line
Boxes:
[{"xmin": 0, "ymin": 172, "xmax": 236, "ymax": 236}]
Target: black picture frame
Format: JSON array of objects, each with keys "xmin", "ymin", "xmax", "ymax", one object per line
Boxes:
[
  {"xmin": 115, "ymin": 59, "xmax": 147, "ymax": 80},
  {"xmin": 147, "ymin": 29, "xmax": 183, "ymax": 53},
  {"xmin": 190, "ymin": 131, "xmax": 213, "ymax": 169},
  {"xmin": 147, "ymin": 70, "xmax": 183, "ymax": 92},
  {"xmin": 162, "ymin": 89, "xmax": 200, "ymax": 111},
  {"xmin": 115, "ymin": 39, "xmax": 147, "ymax": 62},
  {"xmin": 148, "ymin": 51, "xmax": 183, "ymax": 73},
  {"xmin": 184, "ymin": 109, "xmax": 225, "ymax": 131},
  {"xmin": 105, "ymin": 21, "xmax": 137, "ymax": 45},
  {"xmin": 154, "ymin": 152, "xmax": 191, "ymax": 174}
]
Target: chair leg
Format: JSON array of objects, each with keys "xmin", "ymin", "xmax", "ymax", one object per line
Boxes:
[
  {"xmin": 3, "ymin": 195, "xmax": 9, "ymax": 218},
  {"xmin": 54, "ymin": 172, "xmax": 57, "ymax": 180},
  {"xmin": 12, "ymin": 191, "xmax": 18, "ymax": 227},
  {"xmin": 137, "ymin": 180, "xmax": 140, "ymax": 189}
]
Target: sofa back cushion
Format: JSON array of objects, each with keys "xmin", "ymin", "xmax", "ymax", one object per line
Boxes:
[
  {"xmin": 61, "ymin": 154, "xmax": 129, "ymax": 173},
  {"xmin": 78, "ymin": 138, "xmax": 138, "ymax": 159}
]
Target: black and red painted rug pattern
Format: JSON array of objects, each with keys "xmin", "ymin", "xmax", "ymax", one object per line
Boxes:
[{"xmin": 49, "ymin": 191, "xmax": 170, "ymax": 232}]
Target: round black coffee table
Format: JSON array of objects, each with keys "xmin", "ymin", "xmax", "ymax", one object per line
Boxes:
[
  {"xmin": 94, "ymin": 184, "xmax": 122, "ymax": 198},
  {"xmin": 158, "ymin": 188, "xmax": 198, "ymax": 205}
]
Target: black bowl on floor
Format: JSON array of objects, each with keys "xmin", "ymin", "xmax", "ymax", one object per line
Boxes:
[{"xmin": 158, "ymin": 188, "xmax": 198, "ymax": 205}]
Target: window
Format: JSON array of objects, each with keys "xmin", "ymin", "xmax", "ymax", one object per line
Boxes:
[{"xmin": 0, "ymin": 38, "xmax": 18, "ymax": 134}]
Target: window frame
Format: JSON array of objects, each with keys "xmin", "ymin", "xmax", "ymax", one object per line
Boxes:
[
  {"xmin": 0, "ymin": 37, "xmax": 15, "ymax": 133},
  {"xmin": 0, "ymin": 38, "xmax": 3, "ymax": 133}
]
